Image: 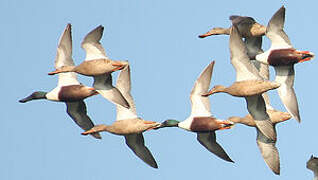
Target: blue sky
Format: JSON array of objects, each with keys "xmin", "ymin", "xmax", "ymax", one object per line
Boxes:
[{"xmin": 3, "ymin": 0, "xmax": 318, "ymax": 179}]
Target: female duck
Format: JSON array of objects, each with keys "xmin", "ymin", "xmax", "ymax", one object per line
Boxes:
[
  {"xmin": 82, "ymin": 65, "xmax": 161, "ymax": 168},
  {"xmin": 48, "ymin": 25, "xmax": 129, "ymax": 108}
]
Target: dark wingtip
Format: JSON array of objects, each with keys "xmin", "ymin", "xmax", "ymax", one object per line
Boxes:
[
  {"xmin": 150, "ymin": 161, "xmax": 159, "ymax": 169},
  {"xmin": 272, "ymin": 168, "xmax": 280, "ymax": 175},
  {"xmin": 223, "ymin": 155, "xmax": 235, "ymax": 163}
]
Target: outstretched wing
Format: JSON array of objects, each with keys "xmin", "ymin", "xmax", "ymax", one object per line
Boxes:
[
  {"xmin": 197, "ymin": 132, "xmax": 234, "ymax": 163},
  {"xmin": 190, "ymin": 61, "xmax": 214, "ymax": 117},
  {"xmin": 230, "ymin": 26, "xmax": 262, "ymax": 81},
  {"xmin": 65, "ymin": 101, "xmax": 101, "ymax": 139},
  {"xmin": 266, "ymin": 6, "xmax": 292, "ymax": 49},
  {"xmin": 93, "ymin": 74, "xmax": 129, "ymax": 109},
  {"xmin": 55, "ymin": 24, "xmax": 79, "ymax": 86},
  {"xmin": 274, "ymin": 66, "xmax": 300, "ymax": 122},
  {"xmin": 81, "ymin": 25, "xmax": 109, "ymax": 61},
  {"xmin": 256, "ymin": 128, "xmax": 280, "ymax": 175},
  {"xmin": 125, "ymin": 133, "xmax": 158, "ymax": 168},
  {"xmin": 116, "ymin": 65, "xmax": 137, "ymax": 120}
]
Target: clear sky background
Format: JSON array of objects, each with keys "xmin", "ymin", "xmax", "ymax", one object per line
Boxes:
[{"xmin": 3, "ymin": 0, "xmax": 317, "ymax": 179}]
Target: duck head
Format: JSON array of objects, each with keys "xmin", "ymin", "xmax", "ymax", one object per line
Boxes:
[
  {"xmin": 216, "ymin": 119, "xmax": 235, "ymax": 130},
  {"xmin": 201, "ymin": 85, "xmax": 226, "ymax": 97},
  {"xmin": 198, "ymin": 27, "xmax": 230, "ymax": 38},
  {"xmin": 19, "ymin": 91, "xmax": 47, "ymax": 103},
  {"xmin": 48, "ymin": 66, "xmax": 75, "ymax": 75},
  {"xmin": 81, "ymin": 124, "xmax": 108, "ymax": 135},
  {"xmin": 307, "ymin": 155, "xmax": 318, "ymax": 171},
  {"xmin": 154, "ymin": 119, "xmax": 180, "ymax": 129}
]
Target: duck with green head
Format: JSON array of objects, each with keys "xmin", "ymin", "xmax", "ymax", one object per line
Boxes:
[
  {"xmin": 19, "ymin": 24, "xmax": 100, "ymax": 139},
  {"xmin": 156, "ymin": 61, "xmax": 235, "ymax": 163}
]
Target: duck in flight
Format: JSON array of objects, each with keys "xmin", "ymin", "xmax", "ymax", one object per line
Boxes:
[
  {"xmin": 48, "ymin": 25, "xmax": 130, "ymax": 109},
  {"xmin": 19, "ymin": 24, "xmax": 101, "ymax": 139},
  {"xmin": 82, "ymin": 65, "xmax": 161, "ymax": 168},
  {"xmin": 156, "ymin": 61, "xmax": 235, "ymax": 163},
  {"xmin": 255, "ymin": 6, "xmax": 314, "ymax": 123}
]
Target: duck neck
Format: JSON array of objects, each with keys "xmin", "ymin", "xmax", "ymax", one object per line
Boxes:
[
  {"xmin": 212, "ymin": 85, "xmax": 227, "ymax": 94},
  {"xmin": 211, "ymin": 27, "xmax": 230, "ymax": 35},
  {"xmin": 227, "ymin": 116, "xmax": 241, "ymax": 124},
  {"xmin": 250, "ymin": 23, "xmax": 266, "ymax": 36},
  {"xmin": 59, "ymin": 66, "xmax": 76, "ymax": 73},
  {"xmin": 19, "ymin": 91, "xmax": 47, "ymax": 103},
  {"xmin": 95, "ymin": 124, "xmax": 111, "ymax": 133}
]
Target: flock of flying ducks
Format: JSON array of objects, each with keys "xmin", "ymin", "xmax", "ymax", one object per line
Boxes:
[{"xmin": 19, "ymin": 6, "xmax": 315, "ymax": 176}]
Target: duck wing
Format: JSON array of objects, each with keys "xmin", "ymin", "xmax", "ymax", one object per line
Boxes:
[
  {"xmin": 55, "ymin": 24, "xmax": 80, "ymax": 86},
  {"xmin": 116, "ymin": 65, "xmax": 137, "ymax": 120},
  {"xmin": 230, "ymin": 25, "xmax": 262, "ymax": 81},
  {"xmin": 190, "ymin": 61, "xmax": 214, "ymax": 117},
  {"xmin": 245, "ymin": 95, "xmax": 276, "ymax": 141},
  {"xmin": 197, "ymin": 132, "xmax": 234, "ymax": 163},
  {"xmin": 256, "ymin": 128, "xmax": 280, "ymax": 175},
  {"xmin": 93, "ymin": 73, "xmax": 129, "ymax": 108},
  {"xmin": 246, "ymin": 37, "xmax": 274, "ymax": 110},
  {"xmin": 81, "ymin": 25, "xmax": 109, "ymax": 61},
  {"xmin": 266, "ymin": 6, "xmax": 292, "ymax": 49},
  {"xmin": 65, "ymin": 100, "xmax": 101, "ymax": 139},
  {"xmin": 274, "ymin": 65, "xmax": 300, "ymax": 122},
  {"xmin": 125, "ymin": 133, "xmax": 158, "ymax": 168}
]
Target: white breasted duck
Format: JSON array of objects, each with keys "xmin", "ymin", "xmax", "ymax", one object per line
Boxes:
[
  {"xmin": 48, "ymin": 25, "xmax": 130, "ymax": 109},
  {"xmin": 19, "ymin": 24, "xmax": 101, "ymax": 139},
  {"xmin": 82, "ymin": 65, "xmax": 161, "ymax": 168},
  {"xmin": 157, "ymin": 61, "xmax": 235, "ymax": 163},
  {"xmin": 255, "ymin": 6, "xmax": 314, "ymax": 122}
]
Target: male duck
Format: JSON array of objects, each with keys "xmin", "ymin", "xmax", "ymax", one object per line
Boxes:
[
  {"xmin": 19, "ymin": 24, "xmax": 101, "ymax": 139},
  {"xmin": 157, "ymin": 61, "xmax": 235, "ymax": 163},
  {"xmin": 255, "ymin": 6, "xmax": 314, "ymax": 122}
]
